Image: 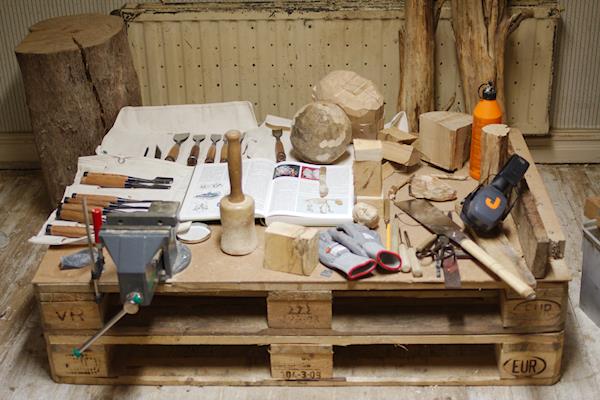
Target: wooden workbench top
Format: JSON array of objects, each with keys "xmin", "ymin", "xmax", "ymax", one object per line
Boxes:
[{"xmin": 32, "ymin": 131, "xmax": 570, "ymax": 294}]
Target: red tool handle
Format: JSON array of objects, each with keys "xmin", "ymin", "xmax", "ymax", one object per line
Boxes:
[{"xmin": 92, "ymin": 208, "xmax": 103, "ymax": 243}]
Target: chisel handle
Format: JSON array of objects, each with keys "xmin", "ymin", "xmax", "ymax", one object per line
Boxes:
[
  {"xmin": 205, "ymin": 143, "xmax": 216, "ymax": 163},
  {"xmin": 46, "ymin": 225, "xmax": 88, "ymax": 238},
  {"xmin": 275, "ymin": 139, "xmax": 285, "ymax": 162},
  {"xmin": 72, "ymin": 194, "xmax": 120, "ymax": 203},
  {"xmin": 65, "ymin": 197, "xmax": 112, "ymax": 208},
  {"xmin": 57, "ymin": 209, "xmax": 91, "ymax": 224},
  {"xmin": 459, "ymin": 238, "xmax": 535, "ymax": 299},
  {"xmin": 220, "ymin": 140, "xmax": 229, "ymax": 163},
  {"xmin": 399, "ymin": 244, "xmax": 411, "ymax": 273},
  {"xmin": 165, "ymin": 142, "xmax": 182, "ymax": 162},
  {"xmin": 187, "ymin": 144, "xmax": 200, "ymax": 166},
  {"xmin": 84, "ymin": 172, "xmax": 127, "ymax": 180},
  {"xmin": 61, "ymin": 203, "xmax": 105, "ymax": 213},
  {"xmin": 81, "ymin": 175, "xmax": 126, "ymax": 188}
]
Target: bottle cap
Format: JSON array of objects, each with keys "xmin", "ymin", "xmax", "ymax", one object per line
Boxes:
[{"xmin": 480, "ymin": 81, "xmax": 497, "ymax": 100}]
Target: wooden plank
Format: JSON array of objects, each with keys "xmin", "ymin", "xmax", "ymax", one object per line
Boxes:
[
  {"xmin": 510, "ymin": 182, "xmax": 551, "ymax": 278},
  {"xmin": 508, "ymin": 129, "xmax": 566, "ymax": 258},
  {"xmin": 269, "ymin": 344, "xmax": 333, "ymax": 380},
  {"xmin": 48, "ymin": 343, "xmax": 111, "ymax": 378},
  {"xmin": 267, "ymin": 291, "xmax": 332, "ymax": 329},
  {"xmin": 40, "ymin": 300, "xmax": 104, "ymax": 330}
]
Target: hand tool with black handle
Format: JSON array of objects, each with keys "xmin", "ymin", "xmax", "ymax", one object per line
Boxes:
[
  {"xmin": 395, "ymin": 198, "xmax": 535, "ymax": 299},
  {"xmin": 187, "ymin": 134, "xmax": 205, "ymax": 166},
  {"xmin": 165, "ymin": 133, "xmax": 190, "ymax": 162}
]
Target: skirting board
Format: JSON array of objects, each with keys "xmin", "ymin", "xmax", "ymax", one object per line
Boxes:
[
  {"xmin": 0, "ymin": 133, "xmax": 39, "ymax": 169},
  {"xmin": 1, "ymin": 130, "xmax": 599, "ymax": 168}
]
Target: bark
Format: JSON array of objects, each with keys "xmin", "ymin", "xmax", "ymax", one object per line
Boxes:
[
  {"xmin": 397, "ymin": 0, "xmax": 436, "ymax": 133},
  {"xmin": 15, "ymin": 14, "xmax": 141, "ymax": 205},
  {"xmin": 450, "ymin": 0, "xmax": 533, "ymax": 114}
]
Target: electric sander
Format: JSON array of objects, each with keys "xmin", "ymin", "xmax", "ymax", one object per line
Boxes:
[{"xmin": 460, "ymin": 154, "xmax": 529, "ymax": 234}]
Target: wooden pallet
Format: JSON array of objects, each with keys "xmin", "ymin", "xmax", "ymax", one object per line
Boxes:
[{"xmin": 32, "ymin": 129, "xmax": 569, "ymax": 386}]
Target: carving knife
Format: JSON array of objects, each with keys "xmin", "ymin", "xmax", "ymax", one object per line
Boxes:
[{"xmin": 395, "ymin": 199, "xmax": 535, "ymax": 299}]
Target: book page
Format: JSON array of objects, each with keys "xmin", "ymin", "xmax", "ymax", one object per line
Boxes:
[
  {"xmin": 178, "ymin": 158, "xmax": 274, "ymax": 221},
  {"xmin": 266, "ymin": 161, "xmax": 354, "ymax": 225}
]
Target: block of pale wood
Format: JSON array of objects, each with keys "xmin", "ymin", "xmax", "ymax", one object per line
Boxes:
[
  {"xmin": 419, "ymin": 111, "xmax": 472, "ymax": 171},
  {"xmin": 353, "ymin": 160, "xmax": 382, "ymax": 196},
  {"xmin": 377, "ymin": 127, "xmax": 418, "ymax": 144},
  {"xmin": 353, "ymin": 139, "xmax": 383, "ymax": 161},
  {"xmin": 263, "ymin": 222, "xmax": 319, "ymax": 276},
  {"xmin": 381, "ymin": 141, "xmax": 420, "ymax": 166}
]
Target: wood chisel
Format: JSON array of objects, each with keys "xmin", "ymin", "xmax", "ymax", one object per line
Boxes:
[
  {"xmin": 272, "ymin": 128, "xmax": 286, "ymax": 162},
  {"xmin": 187, "ymin": 134, "xmax": 205, "ymax": 166},
  {"xmin": 205, "ymin": 134, "xmax": 221, "ymax": 163},
  {"xmin": 220, "ymin": 135, "xmax": 229, "ymax": 163},
  {"xmin": 165, "ymin": 133, "xmax": 190, "ymax": 162},
  {"xmin": 398, "ymin": 228, "xmax": 411, "ymax": 273},
  {"xmin": 80, "ymin": 172, "xmax": 172, "ymax": 189},
  {"xmin": 70, "ymin": 194, "xmax": 151, "ymax": 204},
  {"xmin": 404, "ymin": 231, "xmax": 423, "ymax": 278},
  {"xmin": 46, "ymin": 224, "xmax": 89, "ymax": 238},
  {"xmin": 61, "ymin": 203, "xmax": 150, "ymax": 213}
]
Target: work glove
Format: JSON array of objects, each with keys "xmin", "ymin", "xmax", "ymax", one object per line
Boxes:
[
  {"xmin": 334, "ymin": 223, "xmax": 402, "ymax": 272},
  {"xmin": 319, "ymin": 230, "xmax": 376, "ymax": 280}
]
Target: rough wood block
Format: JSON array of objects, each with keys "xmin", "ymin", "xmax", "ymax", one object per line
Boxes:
[
  {"xmin": 264, "ymin": 222, "xmax": 319, "ymax": 276},
  {"xmin": 510, "ymin": 182, "xmax": 551, "ymax": 278},
  {"xmin": 270, "ymin": 344, "xmax": 333, "ymax": 380},
  {"xmin": 267, "ymin": 291, "xmax": 332, "ymax": 329},
  {"xmin": 48, "ymin": 344, "xmax": 112, "ymax": 378},
  {"xmin": 495, "ymin": 332, "xmax": 563, "ymax": 380},
  {"xmin": 40, "ymin": 299, "xmax": 105, "ymax": 330},
  {"xmin": 584, "ymin": 196, "xmax": 600, "ymax": 219},
  {"xmin": 419, "ymin": 111, "xmax": 472, "ymax": 171},
  {"xmin": 377, "ymin": 127, "xmax": 418, "ymax": 144},
  {"xmin": 500, "ymin": 284, "xmax": 567, "ymax": 330},
  {"xmin": 382, "ymin": 161, "xmax": 397, "ymax": 180},
  {"xmin": 480, "ymin": 124, "xmax": 509, "ymax": 184},
  {"xmin": 353, "ymin": 160, "xmax": 382, "ymax": 196},
  {"xmin": 381, "ymin": 141, "xmax": 420, "ymax": 166},
  {"xmin": 353, "ymin": 139, "xmax": 383, "ymax": 161}
]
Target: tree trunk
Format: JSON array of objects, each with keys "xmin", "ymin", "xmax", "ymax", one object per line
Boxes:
[
  {"xmin": 450, "ymin": 0, "xmax": 532, "ymax": 114},
  {"xmin": 15, "ymin": 14, "xmax": 141, "ymax": 206},
  {"xmin": 397, "ymin": 0, "xmax": 435, "ymax": 133}
]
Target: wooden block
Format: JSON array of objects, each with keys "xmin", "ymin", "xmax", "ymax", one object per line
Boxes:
[
  {"xmin": 419, "ymin": 111, "xmax": 472, "ymax": 171},
  {"xmin": 353, "ymin": 139, "xmax": 383, "ymax": 161},
  {"xmin": 381, "ymin": 141, "xmax": 420, "ymax": 166},
  {"xmin": 353, "ymin": 160, "xmax": 382, "ymax": 196},
  {"xmin": 510, "ymin": 182, "xmax": 551, "ymax": 278},
  {"xmin": 382, "ymin": 161, "xmax": 397, "ymax": 180},
  {"xmin": 264, "ymin": 222, "xmax": 319, "ymax": 276},
  {"xmin": 267, "ymin": 291, "xmax": 332, "ymax": 329},
  {"xmin": 500, "ymin": 284, "xmax": 567, "ymax": 330},
  {"xmin": 480, "ymin": 124, "xmax": 509, "ymax": 184},
  {"xmin": 495, "ymin": 332, "xmax": 563, "ymax": 380},
  {"xmin": 270, "ymin": 344, "xmax": 333, "ymax": 380},
  {"xmin": 48, "ymin": 344, "xmax": 112, "ymax": 378},
  {"xmin": 377, "ymin": 127, "xmax": 418, "ymax": 144},
  {"xmin": 40, "ymin": 299, "xmax": 104, "ymax": 330},
  {"xmin": 584, "ymin": 196, "xmax": 600, "ymax": 219}
]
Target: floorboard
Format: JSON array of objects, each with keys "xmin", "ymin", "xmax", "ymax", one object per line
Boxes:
[{"xmin": 0, "ymin": 166, "xmax": 598, "ymax": 400}]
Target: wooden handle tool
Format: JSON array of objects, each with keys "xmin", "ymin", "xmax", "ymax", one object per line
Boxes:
[
  {"xmin": 404, "ymin": 231, "xmax": 422, "ymax": 278},
  {"xmin": 398, "ymin": 229, "xmax": 411, "ymax": 273},
  {"xmin": 205, "ymin": 134, "xmax": 221, "ymax": 163},
  {"xmin": 226, "ymin": 131, "xmax": 244, "ymax": 203},
  {"xmin": 187, "ymin": 134, "xmax": 205, "ymax": 166},
  {"xmin": 272, "ymin": 129, "xmax": 286, "ymax": 162},
  {"xmin": 165, "ymin": 133, "xmax": 190, "ymax": 162},
  {"xmin": 81, "ymin": 174, "xmax": 126, "ymax": 188},
  {"xmin": 220, "ymin": 137, "xmax": 229, "ymax": 163},
  {"xmin": 46, "ymin": 224, "xmax": 88, "ymax": 238}
]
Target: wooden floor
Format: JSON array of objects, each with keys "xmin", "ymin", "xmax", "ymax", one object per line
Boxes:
[{"xmin": 0, "ymin": 166, "xmax": 599, "ymax": 399}]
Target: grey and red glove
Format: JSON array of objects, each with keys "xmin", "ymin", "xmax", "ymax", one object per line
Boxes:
[
  {"xmin": 334, "ymin": 223, "xmax": 402, "ymax": 272},
  {"xmin": 319, "ymin": 230, "xmax": 376, "ymax": 280}
]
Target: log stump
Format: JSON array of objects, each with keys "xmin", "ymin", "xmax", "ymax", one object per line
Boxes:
[{"xmin": 15, "ymin": 14, "xmax": 141, "ymax": 206}]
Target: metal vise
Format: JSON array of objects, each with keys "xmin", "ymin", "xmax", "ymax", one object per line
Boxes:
[{"xmin": 100, "ymin": 201, "xmax": 190, "ymax": 306}]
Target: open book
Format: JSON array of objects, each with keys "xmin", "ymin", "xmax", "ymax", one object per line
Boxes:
[{"xmin": 179, "ymin": 159, "xmax": 354, "ymax": 226}]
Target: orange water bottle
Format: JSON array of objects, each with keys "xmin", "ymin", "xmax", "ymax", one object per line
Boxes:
[{"xmin": 469, "ymin": 81, "xmax": 502, "ymax": 180}]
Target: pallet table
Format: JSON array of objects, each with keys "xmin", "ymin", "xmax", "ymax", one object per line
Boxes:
[{"xmin": 32, "ymin": 129, "xmax": 569, "ymax": 386}]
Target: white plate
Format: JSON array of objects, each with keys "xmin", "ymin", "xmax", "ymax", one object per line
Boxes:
[{"xmin": 177, "ymin": 222, "xmax": 211, "ymax": 244}]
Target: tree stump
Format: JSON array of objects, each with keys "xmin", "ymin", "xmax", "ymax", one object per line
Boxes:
[
  {"xmin": 15, "ymin": 14, "xmax": 141, "ymax": 206},
  {"xmin": 479, "ymin": 123, "xmax": 509, "ymax": 184}
]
